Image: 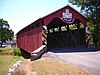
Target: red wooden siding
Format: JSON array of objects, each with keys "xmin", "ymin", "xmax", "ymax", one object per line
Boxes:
[
  {"xmin": 17, "ymin": 19, "xmax": 42, "ymax": 53},
  {"xmin": 43, "ymin": 5, "xmax": 88, "ymax": 27}
]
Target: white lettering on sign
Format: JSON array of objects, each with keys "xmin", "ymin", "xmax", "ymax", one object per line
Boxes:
[
  {"xmin": 62, "ymin": 9, "xmax": 72, "ymax": 19},
  {"xmin": 61, "ymin": 9, "xmax": 74, "ymax": 24}
]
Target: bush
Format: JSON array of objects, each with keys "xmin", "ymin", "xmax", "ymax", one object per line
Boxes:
[{"xmin": 13, "ymin": 48, "xmax": 21, "ymax": 56}]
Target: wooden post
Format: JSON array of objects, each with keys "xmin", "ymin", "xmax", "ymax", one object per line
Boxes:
[
  {"xmin": 84, "ymin": 26, "xmax": 88, "ymax": 48},
  {"xmin": 76, "ymin": 20, "xmax": 80, "ymax": 47},
  {"xmin": 67, "ymin": 25, "xmax": 70, "ymax": 31},
  {"xmin": 59, "ymin": 26, "xmax": 61, "ymax": 32},
  {"xmin": 53, "ymin": 28, "xmax": 55, "ymax": 32}
]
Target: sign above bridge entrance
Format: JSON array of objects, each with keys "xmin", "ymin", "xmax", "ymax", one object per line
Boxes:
[{"xmin": 61, "ymin": 9, "xmax": 74, "ymax": 24}]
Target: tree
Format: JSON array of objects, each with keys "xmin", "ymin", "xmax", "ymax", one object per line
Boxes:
[
  {"xmin": 0, "ymin": 18, "xmax": 14, "ymax": 47},
  {"xmin": 69, "ymin": 0, "xmax": 100, "ymax": 48}
]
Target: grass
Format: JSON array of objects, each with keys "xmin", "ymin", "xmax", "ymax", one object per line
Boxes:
[
  {"xmin": 0, "ymin": 46, "xmax": 21, "ymax": 56},
  {"xmin": 0, "ymin": 46, "xmax": 25, "ymax": 75},
  {"xmin": 14, "ymin": 58, "xmax": 92, "ymax": 75},
  {"xmin": 0, "ymin": 55, "xmax": 24, "ymax": 75},
  {"xmin": 0, "ymin": 46, "xmax": 13, "ymax": 55},
  {"xmin": 0, "ymin": 46, "xmax": 24, "ymax": 75},
  {"xmin": 0, "ymin": 47, "xmax": 13, "ymax": 51}
]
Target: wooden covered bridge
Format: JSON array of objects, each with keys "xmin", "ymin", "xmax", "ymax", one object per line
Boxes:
[{"xmin": 17, "ymin": 5, "xmax": 88, "ymax": 58}]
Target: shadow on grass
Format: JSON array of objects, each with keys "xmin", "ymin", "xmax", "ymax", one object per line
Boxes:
[{"xmin": 20, "ymin": 48, "xmax": 31, "ymax": 59}]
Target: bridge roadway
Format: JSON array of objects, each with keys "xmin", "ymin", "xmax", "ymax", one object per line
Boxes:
[{"xmin": 42, "ymin": 48, "xmax": 100, "ymax": 75}]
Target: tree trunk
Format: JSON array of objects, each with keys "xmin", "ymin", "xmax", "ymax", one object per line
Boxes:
[
  {"xmin": 0, "ymin": 42, "xmax": 3, "ymax": 47},
  {"xmin": 0, "ymin": 40, "xmax": 3, "ymax": 47}
]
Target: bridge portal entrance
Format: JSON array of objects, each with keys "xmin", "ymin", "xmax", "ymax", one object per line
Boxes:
[
  {"xmin": 42, "ymin": 5, "xmax": 88, "ymax": 50},
  {"xmin": 47, "ymin": 18, "xmax": 86, "ymax": 50}
]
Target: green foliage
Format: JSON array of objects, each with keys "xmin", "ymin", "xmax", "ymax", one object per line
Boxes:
[
  {"xmin": 87, "ymin": 22, "xmax": 100, "ymax": 47},
  {"xmin": 69, "ymin": 0, "xmax": 100, "ymax": 47},
  {"xmin": 69, "ymin": 0, "xmax": 100, "ymax": 25},
  {"xmin": 69, "ymin": 24, "xmax": 77, "ymax": 30},
  {"xmin": 87, "ymin": 22, "xmax": 94, "ymax": 44},
  {"xmin": 0, "ymin": 18, "xmax": 14, "ymax": 47},
  {"xmin": 13, "ymin": 47, "xmax": 21, "ymax": 56},
  {"xmin": 80, "ymin": 23, "xmax": 84, "ymax": 28}
]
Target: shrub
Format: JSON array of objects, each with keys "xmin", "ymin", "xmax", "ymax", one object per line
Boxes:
[{"xmin": 13, "ymin": 48, "xmax": 21, "ymax": 56}]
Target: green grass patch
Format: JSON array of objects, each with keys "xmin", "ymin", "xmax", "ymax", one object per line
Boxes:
[
  {"xmin": 0, "ymin": 55, "xmax": 24, "ymax": 75},
  {"xmin": 0, "ymin": 46, "xmax": 22, "ymax": 56},
  {"xmin": 0, "ymin": 47, "xmax": 13, "ymax": 55},
  {"xmin": 0, "ymin": 47, "xmax": 13, "ymax": 51}
]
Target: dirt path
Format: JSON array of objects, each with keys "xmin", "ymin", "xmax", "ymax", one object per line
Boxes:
[{"xmin": 14, "ymin": 61, "xmax": 38, "ymax": 75}]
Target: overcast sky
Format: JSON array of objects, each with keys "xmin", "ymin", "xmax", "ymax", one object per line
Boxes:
[{"xmin": 0, "ymin": 0, "xmax": 80, "ymax": 35}]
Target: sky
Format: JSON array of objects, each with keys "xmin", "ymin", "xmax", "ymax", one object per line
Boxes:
[{"xmin": 0, "ymin": 0, "xmax": 80, "ymax": 35}]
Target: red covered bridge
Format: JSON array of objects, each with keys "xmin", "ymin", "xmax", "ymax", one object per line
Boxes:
[{"xmin": 17, "ymin": 5, "xmax": 89, "ymax": 58}]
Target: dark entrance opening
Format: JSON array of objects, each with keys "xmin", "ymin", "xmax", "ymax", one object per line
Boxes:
[{"xmin": 47, "ymin": 18, "xmax": 86, "ymax": 50}]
